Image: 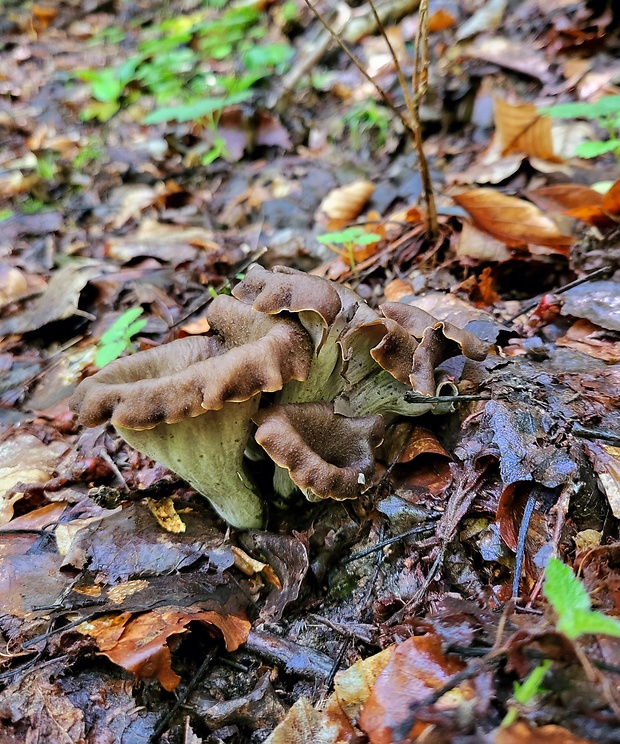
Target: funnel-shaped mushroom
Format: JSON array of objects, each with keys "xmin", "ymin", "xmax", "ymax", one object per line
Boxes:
[
  {"xmin": 253, "ymin": 403, "xmax": 384, "ymax": 502},
  {"xmin": 71, "ymin": 296, "xmax": 313, "ymax": 529}
]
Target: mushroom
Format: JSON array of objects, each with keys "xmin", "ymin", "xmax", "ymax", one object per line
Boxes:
[
  {"xmin": 70, "ymin": 295, "xmax": 313, "ymax": 529},
  {"xmin": 233, "ymin": 265, "xmax": 379, "ymax": 403},
  {"xmin": 253, "ymin": 403, "xmax": 385, "ymax": 502}
]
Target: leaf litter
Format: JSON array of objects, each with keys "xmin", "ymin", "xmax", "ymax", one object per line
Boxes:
[{"xmin": 0, "ymin": 0, "xmax": 620, "ymax": 741}]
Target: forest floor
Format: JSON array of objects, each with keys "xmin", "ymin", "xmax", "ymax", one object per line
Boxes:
[{"xmin": 1, "ymin": 1, "xmax": 620, "ymax": 742}]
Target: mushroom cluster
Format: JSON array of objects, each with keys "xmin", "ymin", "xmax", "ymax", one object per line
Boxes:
[{"xmin": 71, "ymin": 266, "xmax": 489, "ymax": 529}]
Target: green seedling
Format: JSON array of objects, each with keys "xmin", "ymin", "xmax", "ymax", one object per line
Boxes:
[
  {"xmin": 501, "ymin": 660, "xmax": 552, "ymax": 728},
  {"xmin": 542, "ymin": 95, "xmax": 620, "ymax": 163},
  {"xmin": 317, "ymin": 226, "xmax": 381, "ymax": 274},
  {"xmin": 95, "ymin": 308, "xmax": 147, "ymax": 368},
  {"xmin": 75, "ymin": 4, "xmax": 293, "ymax": 163},
  {"xmin": 343, "ymin": 100, "xmax": 391, "ymax": 151},
  {"xmin": 543, "ymin": 557, "xmax": 620, "ymax": 640}
]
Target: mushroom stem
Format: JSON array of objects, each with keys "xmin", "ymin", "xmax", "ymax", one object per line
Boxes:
[
  {"xmin": 117, "ymin": 398, "xmax": 264, "ymax": 530},
  {"xmin": 334, "ymin": 370, "xmax": 434, "ymax": 418}
]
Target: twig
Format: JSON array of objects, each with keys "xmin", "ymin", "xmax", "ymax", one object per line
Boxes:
[
  {"xmin": 149, "ymin": 648, "xmax": 217, "ymax": 743},
  {"xmin": 571, "ymin": 424, "xmax": 620, "ymax": 447},
  {"xmin": 411, "ymin": 0, "xmax": 438, "ymax": 237},
  {"xmin": 506, "ymin": 265, "xmax": 611, "ymax": 324},
  {"xmin": 303, "ymin": 0, "xmax": 411, "ymax": 133},
  {"xmin": 512, "ymin": 490, "xmax": 537, "ymax": 598},
  {"xmin": 341, "ymin": 521, "xmax": 438, "ymax": 564}
]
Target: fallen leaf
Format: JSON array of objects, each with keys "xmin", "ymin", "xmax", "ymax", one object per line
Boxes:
[
  {"xmin": 146, "ymin": 497, "xmax": 186, "ymax": 534},
  {"xmin": 265, "ymin": 697, "xmax": 344, "ymax": 744},
  {"xmin": 359, "ymin": 633, "xmax": 473, "ymax": 742},
  {"xmin": 81, "ymin": 607, "xmax": 250, "ymax": 691},
  {"xmin": 106, "ymin": 219, "xmax": 220, "ymax": 265},
  {"xmin": 557, "ymin": 319, "xmax": 620, "ymax": 362},
  {"xmin": 0, "ymin": 435, "xmax": 68, "ymax": 525},
  {"xmin": 428, "ymin": 8, "xmax": 456, "ymax": 31},
  {"xmin": 495, "ymin": 721, "xmax": 595, "ymax": 743},
  {"xmin": 583, "ymin": 443, "xmax": 620, "ymax": 519},
  {"xmin": 453, "ymin": 189, "xmax": 574, "ymax": 253},
  {"xmin": 456, "ymin": 0, "xmax": 508, "ymax": 41},
  {"xmin": 561, "ymin": 280, "xmax": 620, "ymax": 332},
  {"xmin": 319, "ymin": 180, "xmax": 375, "ymax": 222},
  {"xmin": 457, "ymin": 220, "xmax": 512, "ymax": 261},
  {"xmin": 494, "ymin": 99, "xmax": 561, "ymax": 162},
  {"xmin": 0, "ymin": 261, "xmax": 102, "ymax": 336}
]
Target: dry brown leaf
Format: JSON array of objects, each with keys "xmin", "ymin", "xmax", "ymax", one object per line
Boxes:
[
  {"xmin": 494, "ymin": 99, "xmax": 561, "ymax": 162},
  {"xmin": 383, "ymin": 278, "xmax": 414, "ymax": 303},
  {"xmin": 265, "ymin": 697, "xmax": 344, "ymax": 744},
  {"xmin": 453, "ymin": 189, "xmax": 574, "ymax": 253},
  {"xmin": 557, "ymin": 319, "xmax": 620, "ymax": 362},
  {"xmin": 266, "ymin": 647, "xmax": 394, "ymax": 743},
  {"xmin": 0, "ymin": 435, "xmax": 68, "ymax": 525},
  {"xmin": 319, "ymin": 180, "xmax": 375, "ymax": 221},
  {"xmin": 0, "ymin": 266, "xmax": 29, "ymax": 309},
  {"xmin": 526, "ymin": 184, "xmax": 603, "ymax": 213},
  {"xmin": 583, "ymin": 443, "xmax": 620, "ymax": 519},
  {"xmin": 106, "ymin": 219, "xmax": 220, "ymax": 265},
  {"xmin": 457, "ymin": 220, "xmax": 512, "ymax": 261}
]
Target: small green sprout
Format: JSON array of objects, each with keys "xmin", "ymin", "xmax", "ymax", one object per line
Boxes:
[
  {"xmin": 501, "ymin": 660, "xmax": 552, "ymax": 728},
  {"xmin": 95, "ymin": 308, "xmax": 147, "ymax": 368},
  {"xmin": 343, "ymin": 100, "xmax": 391, "ymax": 151},
  {"xmin": 542, "ymin": 95, "xmax": 620, "ymax": 163},
  {"xmin": 317, "ymin": 226, "xmax": 381, "ymax": 274},
  {"xmin": 543, "ymin": 557, "xmax": 620, "ymax": 640}
]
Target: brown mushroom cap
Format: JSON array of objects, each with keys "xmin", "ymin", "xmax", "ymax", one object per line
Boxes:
[
  {"xmin": 232, "ymin": 265, "xmax": 343, "ymax": 326},
  {"xmin": 253, "ymin": 403, "xmax": 384, "ymax": 501},
  {"xmin": 71, "ymin": 295, "xmax": 312, "ymax": 430},
  {"xmin": 380, "ymin": 302, "xmax": 489, "ymax": 361}
]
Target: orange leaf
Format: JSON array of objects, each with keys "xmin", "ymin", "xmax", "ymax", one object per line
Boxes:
[
  {"xmin": 453, "ymin": 189, "xmax": 574, "ymax": 254},
  {"xmin": 526, "ymin": 184, "xmax": 603, "ymax": 213},
  {"xmin": 83, "ymin": 609, "xmax": 250, "ymax": 691},
  {"xmin": 428, "ymin": 8, "xmax": 456, "ymax": 32},
  {"xmin": 494, "ymin": 99, "xmax": 562, "ymax": 163},
  {"xmin": 496, "ymin": 721, "xmax": 595, "ymax": 743},
  {"xmin": 358, "ymin": 634, "xmax": 472, "ymax": 743}
]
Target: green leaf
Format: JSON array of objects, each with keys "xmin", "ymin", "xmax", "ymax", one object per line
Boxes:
[
  {"xmin": 544, "ymin": 558, "xmax": 591, "ymax": 620},
  {"xmin": 317, "ymin": 227, "xmax": 367, "ymax": 244},
  {"xmin": 575, "ymin": 139, "xmax": 620, "ymax": 158},
  {"xmin": 99, "ymin": 308, "xmax": 145, "ymax": 345},
  {"xmin": 513, "ymin": 660, "xmax": 552, "ymax": 705},
  {"xmin": 143, "ymin": 91, "xmax": 250, "ymax": 124},
  {"xmin": 354, "ymin": 232, "xmax": 381, "ymax": 246},
  {"xmin": 243, "ymin": 43, "xmax": 293, "ymax": 70},
  {"xmin": 541, "ymin": 102, "xmax": 598, "ymax": 119},
  {"xmin": 544, "ymin": 557, "xmax": 620, "ymax": 640},
  {"xmin": 95, "ymin": 339, "xmax": 127, "ymax": 368},
  {"xmin": 0, "ymin": 209, "xmax": 13, "ymax": 222},
  {"xmin": 125, "ymin": 318, "xmax": 148, "ymax": 337},
  {"xmin": 561, "ymin": 609, "xmax": 620, "ymax": 639}
]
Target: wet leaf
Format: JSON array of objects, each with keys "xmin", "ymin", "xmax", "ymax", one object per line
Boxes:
[
  {"xmin": 453, "ymin": 190, "xmax": 574, "ymax": 253},
  {"xmin": 359, "ymin": 633, "xmax": 472, "ymax": 742},
  {"xmin": 81, "ymin": 607, "xmax": 250, "ymax": 691},
  {"xmin": 557, "ymin": 320, "xmax": 620, "ymax": 363}
]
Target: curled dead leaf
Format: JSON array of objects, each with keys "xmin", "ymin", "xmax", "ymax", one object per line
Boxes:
[
  {"xmin": 319, "ymin": 180, "xmax": 375, "ymax": 222},
  {"xmin": 453, "ymin": 189, "xmax": 574, "ymax": 254}
]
